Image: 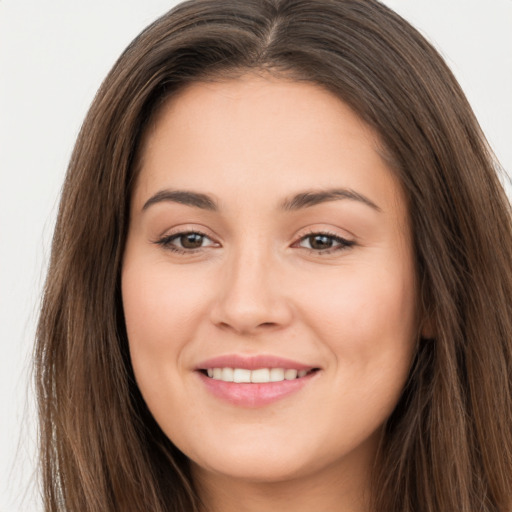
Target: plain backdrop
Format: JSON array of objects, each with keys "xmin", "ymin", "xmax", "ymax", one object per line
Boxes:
[{"xmin": 1, "ymin": 1, "xmax": 511, "ymax": 510}]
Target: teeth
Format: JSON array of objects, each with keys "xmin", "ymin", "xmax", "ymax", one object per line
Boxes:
[
  {"xmin": 269, "ymin": 368, "xmax": 284, "ymax": 382},
  {"xmin": 251, "ymin": 368, "xmax": 270, "ymax": 383},
  {"xmin": 205, "ymin": 367, "xmax": 312, "ymax": 383},
  {"xmin": 233, "ymin": 368, "xmax": 251, "ymax": 383},
  {"xmin": 284, "ymin": 369, "xmax": 298, "ymax": 380},
  {"xmin": 221, "ymin": 367, "xmax": 234, "ymax": 382}
]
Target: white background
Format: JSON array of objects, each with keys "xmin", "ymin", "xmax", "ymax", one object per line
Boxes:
[{"xmin": 1, "ymin": 1, "xmax": 511, "ymax": 510}]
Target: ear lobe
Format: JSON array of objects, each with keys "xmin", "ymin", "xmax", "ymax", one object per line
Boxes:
[
  {"xmin": 417, "ymin": 288, "xmax": 435, "ymax": 340},
  {"xmin": 420, "ymin": 315, "xmax": 435, "ymax": 340}
]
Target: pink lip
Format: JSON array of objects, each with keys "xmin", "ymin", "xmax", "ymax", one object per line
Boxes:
[
  {"xmin": 195, "ymin": 354, "xmax": 315, "ymax": 371},
  {"xmin": 194, "ymin": 354, "xmax": 320, "ymax": 408}
]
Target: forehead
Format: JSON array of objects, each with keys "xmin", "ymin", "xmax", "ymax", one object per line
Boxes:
[
  {"xmin": 141, "ymin": 74, "xmax": 382, "ymax": 162},
  {"xmin": 134, "ymin": 75, "xmax": 406, "ymax": 219}
]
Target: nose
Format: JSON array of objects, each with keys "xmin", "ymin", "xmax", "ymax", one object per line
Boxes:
[{"xmin": 209, "ymin": 246, "xmax": 294, "ymax": 335}]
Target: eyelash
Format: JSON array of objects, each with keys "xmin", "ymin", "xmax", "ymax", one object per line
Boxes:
[
  {"xmin": 154, "ymin": 230, "xmax": 355, "ymax": 255},
  {"xmin": 293, "ymin": 231, "xmax": 355, "ymax": 254}
]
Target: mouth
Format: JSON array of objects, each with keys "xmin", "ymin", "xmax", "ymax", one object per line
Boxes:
[
  {"xmin": 195, "ymin": 356, "xmax": 321, "ymax": 407},
  {"xmin": 199, "ymin": 367, "xmax": 320, "ymax": 383}
]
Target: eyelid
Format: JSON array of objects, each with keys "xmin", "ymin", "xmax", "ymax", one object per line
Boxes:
[
  {"xmin": 151, "ymin": 225, "xmax": 356, "ymax": 255},
  {"xmin": 291, "ymin": 228, "xmax": 356, "ymax": 254},
  {"xmin": 152, "ymin": 225, "xmax": 221, "ymax": 253}
]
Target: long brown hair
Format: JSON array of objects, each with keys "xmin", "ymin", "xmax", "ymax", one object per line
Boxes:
[{"xmin": 35, "ymin": 1, "xmax": 512, "ymax": 510}]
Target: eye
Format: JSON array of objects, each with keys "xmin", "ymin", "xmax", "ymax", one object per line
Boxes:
[
  {"xmin": 155, "ymin": 231, "xmax": 218, "ymax": 253},
  {"xmin": 295, "ymin": 232, "xmax": 355, "ymax": 253}
]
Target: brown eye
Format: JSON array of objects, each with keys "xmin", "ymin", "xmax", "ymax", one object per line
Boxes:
[
  {"xmin": 308, "ymin": 234, "xmax": 335, "ymax": 250},
  {"xmin": 296, "ymin": 233, "xmax": 355, "ymax": 253},
  {"xmin": 155, "ymin": 231, "xmax": 217, "ymax": 252},
  {"xmin": 179, "ymin": 233, "xmax": 205, "ymax": 249}
]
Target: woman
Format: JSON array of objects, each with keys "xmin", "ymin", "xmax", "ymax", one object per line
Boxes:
[{"xmin": 35, "ymin": 0, "xmax": 512, "ymax": 511}]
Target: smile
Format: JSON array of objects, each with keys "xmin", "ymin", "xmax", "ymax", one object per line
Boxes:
[
  {"xmin": 196, "ymin": 356, "xmax": 321, "ymax": 407},
  {"xmin": 205, "ymin": 367, "xmax": 315, "ymax": 383}
]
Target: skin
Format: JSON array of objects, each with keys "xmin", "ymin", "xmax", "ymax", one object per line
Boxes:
[{"xmin": 122, "ymin": 75, "xmax": 418, "ymax": 512}]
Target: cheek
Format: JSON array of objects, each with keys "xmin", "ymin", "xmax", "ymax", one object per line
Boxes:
[
  {"xmin": 295, "ymin": 264, "xmax": 417, "ymax": 446},
  {"xmin": 123, "ymin": 258, "xmax": 206, "ymax": 338},
  {"xmin": 299, "ymin": 259, "xmax": 417, "ymax": 386},
  {"xmin": 121, "ymin": 258, "xmax": 214, "ymax": 438},
  {"xmin": 121, "ymin": 258, "xmax": 210, "ymax": 387}
]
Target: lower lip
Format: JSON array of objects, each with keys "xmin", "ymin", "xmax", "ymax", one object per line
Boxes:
[{"xmin": 197, "ymin": 371, "xmax": 316, "ymax": 408}]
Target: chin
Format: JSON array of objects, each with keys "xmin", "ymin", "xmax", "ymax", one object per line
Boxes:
[
  {"xmin": 174, "ymin": 427, "xmax": 309, "ymax": 482},
  {"xmin": 190, "ymin": 450, "xmax": 316, "ymax": 484}
]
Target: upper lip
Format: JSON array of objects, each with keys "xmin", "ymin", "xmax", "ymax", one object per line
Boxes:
[{"xmin": 195, "ymin": 354, "xmax": 318, "ymax": 371}]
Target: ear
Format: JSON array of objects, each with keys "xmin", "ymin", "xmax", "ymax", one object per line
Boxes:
[
  {"xmin": 417, "ymin": 286, "xmax": 436, "ymax": 340},
  {"xmin": 419, "ymin": 314, "xmax": 435, "ymax": 340}
]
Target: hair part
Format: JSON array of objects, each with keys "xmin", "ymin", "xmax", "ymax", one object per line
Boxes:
[{"xmin": 36, "ymin": 1, "xmax": 512, "ymax": 511}]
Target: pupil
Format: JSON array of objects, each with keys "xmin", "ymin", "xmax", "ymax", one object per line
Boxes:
[
  {"xmin": 310, "ymin": 235, "xmax": 333, "ymax": 250},
  {"xmin": 181, "ymin": 233, "xmax": 203, "ymax": 249}
]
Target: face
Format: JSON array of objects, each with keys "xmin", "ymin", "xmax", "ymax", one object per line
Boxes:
[{"xmin": 122, "ymin": 76, "xmax": 418, "ymax": 492}]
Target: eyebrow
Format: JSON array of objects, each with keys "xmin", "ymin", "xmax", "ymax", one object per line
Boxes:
[
  {"xmin": 142, "ymin": 190, "xmax": 218, "ymax": 211},
  {"xmin": 280, "ymin": 188, "xmax": 381, "ymax": 212},
  {"xmin": 141, "ymin": 187, "xmax": 381, "ymax": 213}
]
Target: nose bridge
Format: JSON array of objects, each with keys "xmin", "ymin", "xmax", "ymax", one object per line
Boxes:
[{"xmin": 211, "ymin": 237, "xmax": 291, "ymax": 333}]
